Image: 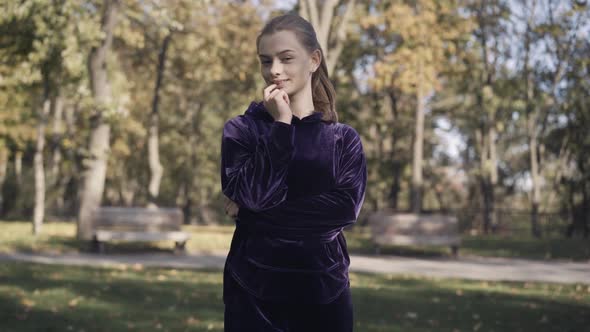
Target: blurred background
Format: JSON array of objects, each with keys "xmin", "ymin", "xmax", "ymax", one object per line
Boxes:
[
  {"xmin": 1, "ymin": 0, "xmax": 589, "ymax": 239},
  {"xmin": 1, "ymin": 1, "xmax": 589, "ymax": 332}
]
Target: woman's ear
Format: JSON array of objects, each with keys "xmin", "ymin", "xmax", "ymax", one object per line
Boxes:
[{"xmin": 310, "ymin": 49, "xmax": 321, "ymax": 73}]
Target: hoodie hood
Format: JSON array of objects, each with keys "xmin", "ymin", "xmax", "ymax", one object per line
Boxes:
[{"xmin": 244, "ymin": 101, "xmax": 325, "ymax": 124}]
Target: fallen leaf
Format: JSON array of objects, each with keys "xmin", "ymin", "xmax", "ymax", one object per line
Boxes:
[
  {"xmin": 406, "ymin": 312, "xmax": 418, "ymax": 319},
  {"xmin": 185, "ymin": 316, "xmax": 200, "ymax": 325},
  {"xmin": 21, "ymin": 298, "xmax": 35, "ymax": 309},
  {"xmin": 68, "ymin": 296, "xmax": 83, "ymax": 307}
]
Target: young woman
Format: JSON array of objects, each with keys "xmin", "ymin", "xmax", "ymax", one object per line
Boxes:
[{"xmin": 220, "ymin": 13, "xmax": 367, "ymax": 332}]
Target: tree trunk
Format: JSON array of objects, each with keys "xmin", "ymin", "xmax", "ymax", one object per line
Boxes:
[
  {"xmin": 521, "ymin": 0, "xmax": 541, "ymax": 238},
  {"xmin": 147, "ymin": 33, "xmax": 172, "ymax": 208},
  {"xmin": 476, "ymin": 124, "xmax": 492, "ymax": 234},
  {"xmin": 488, "ymin": 124, "xmax": 498, "ymax": 232},
  {"xmin": 389, "ymin": 161, "xmax": 402, "ymax": 210},
  {"xmin": 583, "ymin": 184, "xmax": 590, "ymax": 238},
  {"xmin": 526, "ymin": 63, "xmax": 541, "ymax": 238},
  {"xmin": 14, "ymin": 150, "xmax": 22, "ymax": 185},
  {"xmin": 480, "ymin": 177, "xmax": 493, "ymax": 234},
  {"xmin": 33, "ymin": 91, "xmax": 52, "ymax": 235},
  {"xmin": 50, "ymin": 93, "xmax": 64, "ymax": 187},
  {"xmin": 411, "ymin": 84, "xmax": 425, "ymax": 213},
  {"xmin": 387, "ymin": 91, "xmax": 401, "ymax": 210},
  {"xmin": 62, "ymin": 104, "xmax": 79, "ymax": 215},
  {"xmin": 0, "ymin": 146, "xmax": 7, "ymax": 216},
  {"xmin": 298, "ymin": 0, "xmax": 355, "ymax": 75},
  {"xmin": 77, "ymin": 0, "xmax": 120, "ymax": 240},
  {"xmin": 528, "ymin": 109, "xmax": 541, "ymax": 237}
]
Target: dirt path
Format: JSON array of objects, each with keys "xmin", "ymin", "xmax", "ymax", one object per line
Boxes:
[{"xmin": 1, "ymin": 251, "xmax": 588, "ymax": 284}]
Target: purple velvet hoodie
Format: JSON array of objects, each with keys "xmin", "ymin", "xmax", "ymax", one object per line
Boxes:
[{"xmin": 220, "ymin": 101, "xmax": 367, "ymax": 304}]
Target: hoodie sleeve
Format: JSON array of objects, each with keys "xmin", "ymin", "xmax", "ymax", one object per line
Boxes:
[
  {"xmin": 251, "ymin": 125, "xmax": 367, "ymax": 231},
  {"xmin": 221, "ymin": 117, "xmax": 296, "ymax": 212}
]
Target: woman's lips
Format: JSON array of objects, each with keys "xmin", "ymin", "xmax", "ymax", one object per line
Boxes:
[{"xmin": 273, "ymin": 79, "xmax": 289, "ymax": 86}]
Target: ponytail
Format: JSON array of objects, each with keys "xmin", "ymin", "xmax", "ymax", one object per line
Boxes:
[{"xmin": 312, "ymin": 48, "xmax": 338, "ymax": 122}]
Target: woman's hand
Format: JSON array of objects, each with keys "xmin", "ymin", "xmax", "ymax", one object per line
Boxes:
[
  {"xmin": 224, "ymin": 196, "xmax": 240, "ymax": 219},
  {"xmin": 263, "ymin": 84, "xmax": 292, "ymax": 123}
]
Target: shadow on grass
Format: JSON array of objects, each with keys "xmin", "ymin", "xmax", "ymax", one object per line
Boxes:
[
  {"xmin": 2, "ymin": 263, "xmax": 589, "ymax": 332},
  {"xmin": 0, "ymin": 263, "xmax": 225, "ymax": 332},
  {"xmin": 351, "ymin": 271, "xmax": 590, "ymax": 332}
]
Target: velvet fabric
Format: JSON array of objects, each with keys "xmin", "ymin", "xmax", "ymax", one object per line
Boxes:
[
  {"xmin": 223, "ymin": 267, "xmax": 353, "ymax": 332},
  {"xmin": 221, "ymin": 101, "xmax": 367, "ymax": 305}
]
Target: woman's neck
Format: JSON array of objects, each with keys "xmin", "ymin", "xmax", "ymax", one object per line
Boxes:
[{"xmin": 288, "ymin": 83, "xmax": 315, "ymax": 119}]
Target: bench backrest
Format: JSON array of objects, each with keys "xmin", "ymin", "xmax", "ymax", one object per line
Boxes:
[
  {"xmin": 90, "ymin": 207, "xmax": 183, "ymax": 232},
  {"xmin": 369, "ymin": 212, "xmax": 459, "ymax": 236}
]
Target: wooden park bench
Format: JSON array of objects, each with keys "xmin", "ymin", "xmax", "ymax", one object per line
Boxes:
[
  {"xmin": 90, "ymin": 206, "xmax": 190, "ymax": 254},
  {"xmin": 369, "ymin": 211, "xmax": 461, "ymax": 256}
]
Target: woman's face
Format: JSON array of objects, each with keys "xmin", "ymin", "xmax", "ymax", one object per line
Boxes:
[{"xmin": 257, "ymin": 30, "xmax": 320, "ymax": 97}]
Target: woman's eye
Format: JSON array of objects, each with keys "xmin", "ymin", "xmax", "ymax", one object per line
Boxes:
[{"xmin": 260, "ymin": 57, "xmax": 292, "ymax": 65}]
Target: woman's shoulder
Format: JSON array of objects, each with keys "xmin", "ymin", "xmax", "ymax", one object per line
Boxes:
[
  {"xmin": 333, "ymin": 122, "xmax": 361, "ymax": 143},
  {"xmin": 223, "ymin": 101, "xmax": 265, "ymax": 133}
]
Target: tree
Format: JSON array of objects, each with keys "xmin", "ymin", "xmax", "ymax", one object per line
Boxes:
[
  {"xmin": 77, "ymin": 0, "xmax": 121, "ymax": 240},
  {"xmin": 517, "ymin": 0, "xmax": 586, "ymax": 236},
  {"xmin": 365, "ymin": 0, "xmax": 472, "ymax": 213},
  {"xmin": 0, "ymin": 0, "xmax": 84, "ymax": 232},
  {"xmin": 298, "ymin": 0, "xmax": 357, "ymax": 75}
]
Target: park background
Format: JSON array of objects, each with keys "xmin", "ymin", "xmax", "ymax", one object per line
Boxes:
[{"xmin": 1, "ymin": 0, "xmax": 589, "ymax": 331}]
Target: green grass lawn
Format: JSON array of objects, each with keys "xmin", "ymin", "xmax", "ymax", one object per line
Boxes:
[
  {"xmin": 1, "ymin": 261, "xmax": 588, "ymax": 332},
  {"xmin": 1, "ymin": 221, "xmax": 589, "ymax": 261},
  {"xmin": 0, "ymin": 221, "xmax": 234, "ymax": 255}
]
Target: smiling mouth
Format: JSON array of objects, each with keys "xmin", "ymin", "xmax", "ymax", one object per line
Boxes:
[{"xmin": 273, "ymin": 79, "xmax": 289, "ymax": 85}]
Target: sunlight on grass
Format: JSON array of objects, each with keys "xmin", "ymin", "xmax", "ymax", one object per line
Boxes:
[
  {"xmin": 0, "ymin": 221, "xmax": 234, "ymax": 255},
  {"xmin": 1, "ymin": 262, "xmax": 588, "ymax": 332},
  {"xmin": 2, "ymin": 221, "xmax": 588, "ymax": 261}
]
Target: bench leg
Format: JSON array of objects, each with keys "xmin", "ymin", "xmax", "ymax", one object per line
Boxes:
[
  {"xmin": 92, "ymin": 238, "xmax": 105, "ymax": 254},
  {"xmin": 375, "ymin": 245, "xmax": 381, "ymax": 256},
  {"xmin": 450, "ymin": 245, "xmax": 459, "ymax": 258},
  {"xmin": 174, "ymin": 241, "xmax": 187, "ymax": 254}
]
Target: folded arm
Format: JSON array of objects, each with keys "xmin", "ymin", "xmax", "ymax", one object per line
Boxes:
[
  {"xmin": 249, "ymin": 126, "xmax": 367, "ymax": 231},
  {"xmin": 221, "ymin": 117, "xmax": 295, "ymax": 212}
]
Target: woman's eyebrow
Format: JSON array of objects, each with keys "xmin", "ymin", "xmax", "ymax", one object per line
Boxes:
[{"xmin": 258, "ymin": 49, "xmax": 295, "ymax": 57}]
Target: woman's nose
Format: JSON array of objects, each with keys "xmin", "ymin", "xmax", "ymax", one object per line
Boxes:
[{"xmin": 270, "ymin": 60, "xmax": 283, "ymax": 76}]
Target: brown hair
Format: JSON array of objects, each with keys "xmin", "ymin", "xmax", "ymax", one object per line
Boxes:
[{"xmin": 256, "ymin": 13, "xmax": 338, "ymax": 123}]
